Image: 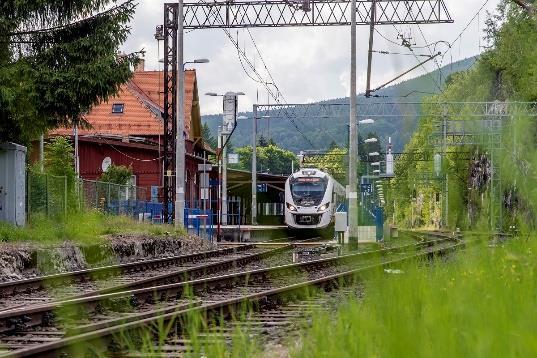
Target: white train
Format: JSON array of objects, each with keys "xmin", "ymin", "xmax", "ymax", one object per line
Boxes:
[{"xmin": 284, "ymin": 168, "xmax": 346, "ymax": 237}]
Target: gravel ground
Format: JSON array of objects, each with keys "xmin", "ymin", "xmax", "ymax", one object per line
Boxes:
[{"xmin": 0, "ymin": 234, "xmax": 217, "ymax": 282}]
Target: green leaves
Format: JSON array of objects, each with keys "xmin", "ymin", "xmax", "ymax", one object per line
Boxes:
[
  {"xmin": 0, "ymin": 0, "xmax": 139, "ymax": 144},
  {"xmin": 100, "ymin": 164, "xmax": 133, "ymax": 186},
  {"xmin": 233, "ymin": 144, "xmax": 298, "ymax": 175}
]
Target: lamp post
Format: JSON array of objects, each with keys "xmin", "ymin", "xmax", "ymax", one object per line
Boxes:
[
  {"xmin": 349, "ymin": 0, "xmax": 358, "ymax": 246},
  {"xmin": 175, "ymin": 52, "xmax": 209, "ymax": 228},
  {"xmin": 205, "ymin": 91, "xmax": 245, "ymax": 228}
]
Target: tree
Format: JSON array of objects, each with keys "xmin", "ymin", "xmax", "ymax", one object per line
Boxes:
[
  {"xmin": 328, "ymin": 140, "xmax": 339, "ymax": 150},
  {"xmin": 100, "ymin": 165, "xmax": 133, "ymax": 186},
  {"xmin": 511, "ymin": 0, "xmax": 536, "ymax": 14},
  {"xmin": 258, "ymin": 135, "xmax": 269, "ymax": 147},
  {"xmin": 305, "ymin": 147, "xmax": 348, "ymax": 184},
  {"xmin": 201, "ymin": 122, "xmax": 217, "ymax": 149},
  {"xmin": 234, "ymin": 144, "xmax": 298, "ymax": 175},
  {"xmin": 262, "ymin": 144, "xmax": 297, "ymax": 174},
  {"xmin": 0, "ymin": 0, "xmax": 139, "ymax": 145},
  {"xmin": 44, "ymin": 137, "xmax": 76, "ymax": 183}
]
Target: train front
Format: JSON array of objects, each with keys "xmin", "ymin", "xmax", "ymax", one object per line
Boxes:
[{"xmin": 285, "ymin": 169, "xmax": 333, "ymax": 231}]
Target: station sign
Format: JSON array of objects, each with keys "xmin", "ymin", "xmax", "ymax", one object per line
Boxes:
[
  {"xmin": 200, "ymin": 173, "xmax": 210, "ymax": 188},
  {"xmin": 198, "ymin": 164, "xmax": 213, "ymax": 172},
  {"xmin": 228, "ymin": 153, "xmax": 239, "ymax": 164}
]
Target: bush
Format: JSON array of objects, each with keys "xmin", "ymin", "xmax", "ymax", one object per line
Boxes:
[{"xmin": 100, "ymin": 164, "xmax": 133, "ymax": 185}]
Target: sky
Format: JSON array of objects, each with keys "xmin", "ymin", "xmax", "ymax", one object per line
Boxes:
[{"xmin": 121, "ymin": 0, "xmax": 501, "ymax": 115}]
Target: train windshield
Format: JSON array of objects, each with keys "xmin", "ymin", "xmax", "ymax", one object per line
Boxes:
[{"xmin": 290, "ymin": 177, "xmax": 327, "ymax": 206}]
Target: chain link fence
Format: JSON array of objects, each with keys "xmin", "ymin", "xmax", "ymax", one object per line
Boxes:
[
  {"xmin": 26, "ymin": 173, "xmax": 214, "ymax": 239},
  {"xmin": 80, "ymin": 179, "xmax": 148, "ymax": 216},
  {"xmin": 27, "ymin": 172, "xmax": 148, "ymax": 218},
  {"xmin": 27, "ymin": 172, "xmax": 76, "ymax": 218}
]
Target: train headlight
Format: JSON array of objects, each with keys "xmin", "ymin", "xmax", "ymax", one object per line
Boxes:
[
  {"xmin": 318, "ymin": 203, "xmax": 330, "ymax": 212},
  {"xmin": 286, "ymin": 203, "xmax": 298, "ymax": 212}
]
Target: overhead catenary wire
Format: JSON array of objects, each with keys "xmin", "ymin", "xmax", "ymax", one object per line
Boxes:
[
  {"xmin": 195, "ymin": 0, "xmax": 315, "ymax": 146},
  {"xmin": 220, "ymin": 27, "xmax": 315, "ymax": 147},
  {"xmin": 441, "ymin": 0, "xmax": 490, "ymax": 63},
  {"xmin": 243, "ymin": 29, "xmax": 342, "ymax": 145}
]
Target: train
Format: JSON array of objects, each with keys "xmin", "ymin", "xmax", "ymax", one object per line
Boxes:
[{"xmin": 284, "ymin": 168, "xmax": 346, "ymax": 238}]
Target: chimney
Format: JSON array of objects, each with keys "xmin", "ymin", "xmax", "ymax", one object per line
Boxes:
[{"xmin": 135, "ymin": 58, "xmax": 145, "ymax": 72}]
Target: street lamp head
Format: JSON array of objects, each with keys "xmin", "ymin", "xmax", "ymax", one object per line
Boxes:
[
  {"xmin": 369, "ymin": 152, "xmax": 380, "ymax": 156},
  {"xmin": 205, "ymin": 92, "xmax": 219, "ymax": 97},
  {"xmin": 359, "ymin": 118, "xmax": 375, "ymax": 125},
  {"xmin": 371, "ymin": 162, "xmax": 381, "ymax": 166},
  {"xmin": 237, "ymin": 116, "xmax": 249, "ymax": 120},
  {"xmin": 365, "ymin": 138, "xmax": 378, "ymax": 143},
  {"xmin": 194, "ymin": 58, "xmax": 210, "ymax": 63}
]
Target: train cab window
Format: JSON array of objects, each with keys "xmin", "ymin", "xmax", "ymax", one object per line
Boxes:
[{"xmin": 290, "ymin": 176, "xmax": 328, "ymax": 207}]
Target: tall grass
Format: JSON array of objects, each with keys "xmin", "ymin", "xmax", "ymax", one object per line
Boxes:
[
  {"xmin": 292, "ymin": 237, "xmax": 537, "ymax": 357},
  {"xmin": 0, "ymin": 210, "xmax": 184, "ymax": 244}
]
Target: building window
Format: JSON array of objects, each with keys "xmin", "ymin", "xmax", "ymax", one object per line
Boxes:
[{"xmin": 112, "ymin": 103, "xmax": 124, "ymax": 114}]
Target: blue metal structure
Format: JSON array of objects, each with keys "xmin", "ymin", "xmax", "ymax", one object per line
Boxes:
[{"xmin": 374, "ymin": 206, "xmax": 384, "ymax": 242}]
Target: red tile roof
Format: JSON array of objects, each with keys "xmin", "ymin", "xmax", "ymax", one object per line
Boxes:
[{"xmin": 51, "ymin": 70, "xmax": 201, "ymax": 140}]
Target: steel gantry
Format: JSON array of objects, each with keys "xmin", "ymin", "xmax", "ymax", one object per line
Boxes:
[
  {"xmin": 162, "ymin": 1, "xmax": 452, "ymax": 225},
  {"xmin": 181, "ymin": 0, "xmax": 452, "ymax": 28}
]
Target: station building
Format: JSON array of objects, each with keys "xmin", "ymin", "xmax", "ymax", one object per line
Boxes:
[
  {"xmin": 30, "ymin": 62, "xmax": 287, "ymax": 226},
  {"xmin": 41, "ymin": 62, "xmax": 216, "ymax": 208}
]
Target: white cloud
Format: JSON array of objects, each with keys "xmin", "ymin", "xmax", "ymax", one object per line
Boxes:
[{"xmin": 121, "ymin": 0, "xmax": 501, "ymax": 115}]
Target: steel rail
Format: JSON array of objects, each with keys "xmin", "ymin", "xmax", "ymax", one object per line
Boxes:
[
  {"xmin": 1, "ymin": 237, "xmax": 461, "ymax": 357},
  {"xmin": 0, "ymin": 236, "xmax": 453, "ymax": 336},
  {"xmin": 0, "ymin": 244, "xmax": 294, "ymax": 333},
  {"xmin": 0, "ymin": 244, "xmax": 255, "ymax": 297}
]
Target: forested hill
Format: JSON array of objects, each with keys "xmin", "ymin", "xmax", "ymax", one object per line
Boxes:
[{"xmin": 202, "ymin": 56, "xmax": 477, "ymax": 153}]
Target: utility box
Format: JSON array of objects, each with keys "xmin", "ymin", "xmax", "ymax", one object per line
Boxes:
[
  {"xmin": 0, "ymin": 143, "xmax": 27, "ymax": 227},
  {"xmin": 335, "ymin": 212, "xmax": 347, "ymax": 232}
]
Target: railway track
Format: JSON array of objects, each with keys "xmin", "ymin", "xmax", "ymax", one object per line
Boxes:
[
  {"xmin": 150, "ymin": 285, "xmax": 364, "ymax": 357},
  {"xmin": 0, "ymin": 244, "xmax": 290, "ymax": 311},
  {"xmin": 0, "ymin": 234, "xmax": 459, "ymax": 357}
]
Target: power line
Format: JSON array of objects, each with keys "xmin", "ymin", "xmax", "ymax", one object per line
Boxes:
[
  {"xmin": 219, "ymin": 27, "xmax": 315, "ymax": 147},
  {"xmin": 390, "ymin": 25, "xmax": 443, "ymax": 92},
  {"xmin": 442, "ymin": 0, "xmax": 490, "ymax": 64},
  {"xmin": 244, "ymin": 29, "xmax": 341, "ymax": 145}
]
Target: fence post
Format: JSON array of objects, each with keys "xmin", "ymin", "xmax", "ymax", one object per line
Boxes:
[
  {"xmin": 64, "ymin": 175, "xmax": 67, "ymax": 218},
  {"xmin": 45, "ymin": 174, "xmax": 49, "ymax": 216},
  {"xmin": 27, "ymin": 172, "xmax": 31, "ymax": 221},
  {"xmin": 95, "ymin": 181, "xmax": 98, "ymax": 211}
]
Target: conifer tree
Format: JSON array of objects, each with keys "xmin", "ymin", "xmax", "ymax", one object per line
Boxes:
[{"xmin": 0, "ymin": 0, "xmax": 140, "ymax": 144}]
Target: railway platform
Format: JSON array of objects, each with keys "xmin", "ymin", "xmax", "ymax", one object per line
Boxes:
[{"xmin": 220, "ymin": 225, "xmax": 288, "ymax": 242}]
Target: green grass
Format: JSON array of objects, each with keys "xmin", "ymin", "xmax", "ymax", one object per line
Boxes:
[
  {"xmin": 0, "ymin": 210, "xmax": 185, "ymax": 245},
  {"xmin": 292, "ymin": 236, "xmax": 537, "ymax": 357}
]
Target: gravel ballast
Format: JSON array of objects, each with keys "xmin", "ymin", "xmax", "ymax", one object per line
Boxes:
[{"xmin": 0, "ymin": 234, "xmax": 216, "ymax": 282}]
